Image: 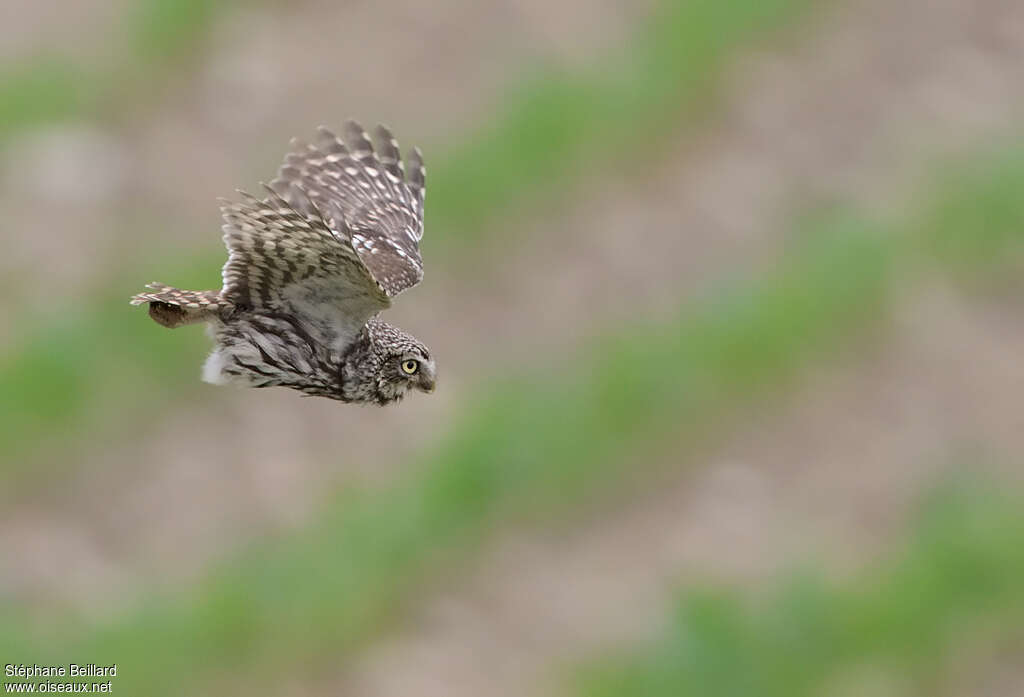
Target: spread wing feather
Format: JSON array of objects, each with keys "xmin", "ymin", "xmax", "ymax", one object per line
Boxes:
[
  {"xmin": 268, "ymin": 121, "xmax": 426, "ymax": 297},
  {"xmin": 219, "ymin": 187, "xmax": 390, "ymax": 350},
  {"xmin": 218, "ymin": 122, "xmax": 427, "ymax": 350}
]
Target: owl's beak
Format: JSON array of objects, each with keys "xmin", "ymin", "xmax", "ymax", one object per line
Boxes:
[{"xmin": 417, "ymin": 365, "xmax": 436, "ymax": 393}]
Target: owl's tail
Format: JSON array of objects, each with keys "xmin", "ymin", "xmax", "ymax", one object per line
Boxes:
[{"xmin": 130, "ymin": 283, "xmax": 225, "ymax": 328}]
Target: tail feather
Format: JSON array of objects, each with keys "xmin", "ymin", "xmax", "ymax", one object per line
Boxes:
[{"xmin": 131, "ymin": 283, "xmax": 224, "ymax": 328}]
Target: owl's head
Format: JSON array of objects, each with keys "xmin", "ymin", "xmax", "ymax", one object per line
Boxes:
[
  {"xmin": 384, "ymin": 344, "xmax": 436, "ymax": 397},
  {"xmin": 341, "ymin": 318, "xmax": 436, "ymax": 405}
]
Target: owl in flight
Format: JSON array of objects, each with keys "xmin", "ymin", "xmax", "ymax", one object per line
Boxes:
[{"xmin": 131, "ymin": 121, "xmax": 436, "ymax": 405}]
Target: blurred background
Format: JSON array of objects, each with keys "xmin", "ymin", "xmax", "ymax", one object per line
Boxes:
[{"xmin": 1, "ymin": 0, "xmax": 1024, "ymax": 694}]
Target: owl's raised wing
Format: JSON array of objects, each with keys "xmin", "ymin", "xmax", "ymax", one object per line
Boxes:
[
  {"xmin": 269, "ymin": 121, "xmax": 426, "ymax": 296},
  {"xmin": 218, "ymin": 122, "xmax": 426, "ymax": 349}
]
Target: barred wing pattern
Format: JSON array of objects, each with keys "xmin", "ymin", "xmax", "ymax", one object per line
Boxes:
[
  {"xmin": 268, "ymin": 121, "xmax": 426, "ymax": 297},
  {"xmin": 219, "ymin": 122, "xmax": 426, "ymax": 350}
]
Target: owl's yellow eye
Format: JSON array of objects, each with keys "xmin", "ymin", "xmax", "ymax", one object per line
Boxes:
[{"xmin": 401, "ymin": 359, "xmax": 419, "ymax": 375}]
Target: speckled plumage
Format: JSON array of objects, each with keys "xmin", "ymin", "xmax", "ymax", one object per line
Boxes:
[{"xmin": 130, "ymin": 122, "xmax": 436, "ymax": 405}]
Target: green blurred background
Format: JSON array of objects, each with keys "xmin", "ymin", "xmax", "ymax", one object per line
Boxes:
[{"xmin": 2, "ymin": 0, "xmax": 1024, "ymax": 694}]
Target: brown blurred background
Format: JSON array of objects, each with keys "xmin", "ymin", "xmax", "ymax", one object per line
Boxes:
[{"xmin": 2, "ymin": 0, "xmax": 1024, "ymax": 695}]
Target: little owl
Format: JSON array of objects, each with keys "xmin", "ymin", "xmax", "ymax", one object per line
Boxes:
[{"xmin": 131, "ymin": 122, "xmax": 436, "ymax": 405}]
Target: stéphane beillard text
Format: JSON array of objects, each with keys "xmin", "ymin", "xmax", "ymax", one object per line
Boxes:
[{"xmin": 5, "ymin": 665, "xmax": 117, "ymax": 678}]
